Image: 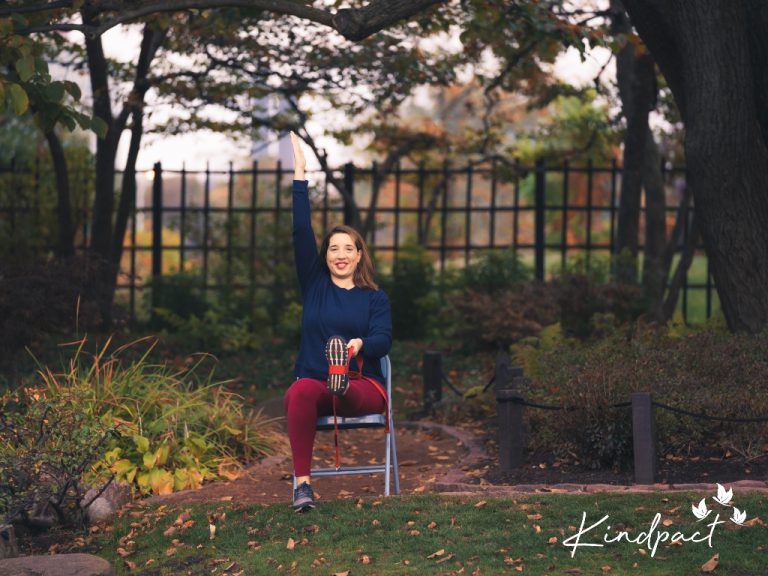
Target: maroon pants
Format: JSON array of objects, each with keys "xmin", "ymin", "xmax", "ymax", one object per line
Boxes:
[{"xmin": 283, "ymin": 377, "xmax": 386, "ymax": 477}]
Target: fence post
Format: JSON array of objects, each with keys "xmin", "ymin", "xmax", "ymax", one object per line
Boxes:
[
  {"xmin": 422, "ymin": 351, "xmax": 443, "ymax": 414},
  {"xmin": 343, "ymin": 162, "xmax": 355, "ymax": 226},
  {"xmin": 534, "ymin": 157, "xmax": 546, "ymax": 281},
  {"xmin": 151, "ymin": 161, "xmax": 163, "ymax": 279},
  {"xmin": 631, "ymin": 392, "xmax": 657, "ymax": 484},
  {"xmin": 0, "ymin": 523, "xmax": 19, "ymax": 559},
  {"xmin": 495, "ymin": 353, "xmax": 525, "ymax": 471}
]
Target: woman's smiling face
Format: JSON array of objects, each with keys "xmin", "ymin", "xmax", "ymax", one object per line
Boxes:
[{"xmin": 326, "ymin": 232, "xmax": 361, "ymax": 284}]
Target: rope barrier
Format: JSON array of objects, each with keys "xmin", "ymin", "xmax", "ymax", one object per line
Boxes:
[
  {"xmin": 651, "ymin": 400, "xmax": 768, "ymax": 423},
  {"xmin": 497, "ymin": 395, "xmax": 768, "ymax": 423}
]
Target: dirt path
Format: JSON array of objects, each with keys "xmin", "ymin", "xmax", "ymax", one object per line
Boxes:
[{"xmin": 149, "ymin": 422, "xmax": 477, "ymax": 507}]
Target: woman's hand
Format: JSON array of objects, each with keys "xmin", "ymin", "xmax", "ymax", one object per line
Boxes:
[
  {"xmin": 290, "ymin": 131, "xmax": 306, "ymax": 181},
  {"xmin": 348, "ymin": 338, "xmax": 363, "ymax": 358}
]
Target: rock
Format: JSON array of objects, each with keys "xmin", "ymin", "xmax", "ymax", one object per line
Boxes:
[
  {"xmin": 80, "ymin": 481, "xmax": 132, "ymax": 523},
  {"xmin": 0, "ymin": 553, "xmax": 113, "ymax": 575},
  {"xmin": 0, "ymin": 524, "xmax": 19, "ymax": 560}
]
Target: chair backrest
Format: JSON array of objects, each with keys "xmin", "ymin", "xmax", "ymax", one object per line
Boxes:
[{"xmin": 380, "ymin": 355, "xmax": 392, "ymax": 398}]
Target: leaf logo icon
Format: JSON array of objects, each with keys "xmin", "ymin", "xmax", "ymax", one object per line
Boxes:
[
  {"xmin": 692, "ymin": 498, "xmax": 712, "ymax": 521},
  {"xmin": 713, "ymin": 483, "xmax": 733, "ymax": 506},
  {"xmin": 730, "ymin": 507, "xmax": 747, "ymax": 525}
]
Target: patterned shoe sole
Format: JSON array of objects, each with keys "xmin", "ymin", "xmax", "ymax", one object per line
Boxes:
[{"xmin": 325, "ymin": 335, "xmax": 349, "ymax": 396}]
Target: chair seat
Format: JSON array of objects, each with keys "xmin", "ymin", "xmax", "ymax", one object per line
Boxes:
[{"xmin": 315, "ymin": 414, "xmax": 385, "ymax": 430}]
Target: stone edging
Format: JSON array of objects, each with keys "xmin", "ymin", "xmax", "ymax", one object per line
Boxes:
[{"xmin": 397, "ymin": 420, "xmax": 768, "ymax": 496}]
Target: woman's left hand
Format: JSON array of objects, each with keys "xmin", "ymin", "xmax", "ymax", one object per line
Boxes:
[{"xmin": 348, "ymin": 338, "xmax": 363, "ymax": 357}]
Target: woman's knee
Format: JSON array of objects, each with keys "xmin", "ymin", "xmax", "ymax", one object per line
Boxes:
[{"xmin": 284, "ymin": 378, "xmax": 324, "ymax": 411}]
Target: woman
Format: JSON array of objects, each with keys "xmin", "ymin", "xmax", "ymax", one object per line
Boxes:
[{"xmin": 283, "ymin": 132, "xmax": 392, "ymax": 512}]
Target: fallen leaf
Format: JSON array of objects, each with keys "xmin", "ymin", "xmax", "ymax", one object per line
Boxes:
[
  {"xmin": 209, "ymin": 523, "xmax": 216, "ymax": 540},
  {"xmin": 662, "ymin": 519, "xmax": 674, "ymax": 527},
  {"xmin": 287, "ymin": 538, "xmax": 296, "ymax": 550},
  {"xmin": 408, "ymin": 529, "xmax": 421, "ymax": 535},
  {"xmin": 527, "ymin": 513, "xmax": 543, "ymax": 520},
  {"xmin": 163, "ymin": 526, "xmax": 176, "ymax": 537},
  {"xmin": 372, "ymin": 519, "xmax": 381, "ymax": 526},
  {"xmin": 165, "ymin": 546, "xmax": 176, "ymax": 557},
  {"xmin": 427, "ymin": 521, "xmax": 437, "ymax": 529},
  {"xmin": 427, "ymin": 549, "xmax": 446, "ymax": 559},
  {"xmin": 360, "ymin": 554, "xmax": 371, "ymax": 564},
  {"xmin": 435, "ymin": 553, "xmax": 455, "ymax": 564},
  {"xmin": 548, "ymin": 537, "xmax": 558, "ymax": 544},
  {"xmin": 701, "ymin": 553, "xmax": 719, "ymax": 573},
  {"xmin": 474, "ymin": 500, "xmax": 487, "ymax": 508},
  {"xmin": 115, "ymin": 548, "xmax": 131, "ymax": 558},
  {"xmin": 533, "ymin": 524, "xmax": 542, "ymax": 534},
  {"xmin": 601, "ymin": 566, "xmax": 612, "ymax": 572},
  {"xmin": 744, "ymin": 517, "xmax": 766, "ymax": 527},
  {"xmin": 332, "ymin": 572, "xmax": 350, "ymax": 576}
]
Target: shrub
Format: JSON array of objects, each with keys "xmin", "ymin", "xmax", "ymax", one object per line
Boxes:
[
  {"xmin": 513, "ymin": 323, "xmax": 768, "ymax": 469},
  {"xmin": 447, "ymin": 284, "xmax": 559, "ymax": 350},
  {"xmin": 0, "ymin": 337, "xmax": 281, "ymax": 529},
  {"xmin": 0, "ymin": 255, "xmax": 108, "ymax": 369},
  {"xmin": 552, "ymin": 272, "xmax": 645, "ymax": 338},
  {"xmin": 0, "ymin": 383, "xmax": 113, "ymax": 529},
  {"xmin": 458, "ymin": 249, "xmax": 532, "ymax": 295},
  {"xmin": 381, "ymin": 244, "xmax": 440, "ymax": 340}
]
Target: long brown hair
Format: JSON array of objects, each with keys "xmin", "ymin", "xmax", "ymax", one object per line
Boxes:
[{"xmin": 320, "ymin": 225, "xmax": 379, "ymax": 290}]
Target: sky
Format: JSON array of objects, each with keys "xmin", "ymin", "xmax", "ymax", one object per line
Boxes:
[{"xmin": 86, "ymin": 19, "xmax": 613, "ymax": 175}]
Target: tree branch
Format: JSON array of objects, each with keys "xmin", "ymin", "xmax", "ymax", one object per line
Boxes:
[{"xmin": 14, "ymin": 0, "xmax": 445, "ymax": 41}]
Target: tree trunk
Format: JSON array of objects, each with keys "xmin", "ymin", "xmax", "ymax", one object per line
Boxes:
[
  {"xmin": 44, "ymin": 129, "xmax": 74, "ymax": 258},
  {"xmin": 624, "ymin": 0, "xmax": 768, "ymax": 332},
  {"xmin": 612, "ymin": 0, "xmax": 657, "ymax": 284},
  {"xmin": 641, "ymin": 132, "xmax": 668, "ymax": 321}
]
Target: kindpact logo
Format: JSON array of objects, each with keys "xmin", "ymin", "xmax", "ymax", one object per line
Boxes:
[{"xmin": 562, "ymin": 484, "xmax": 749, "ymax": 558}]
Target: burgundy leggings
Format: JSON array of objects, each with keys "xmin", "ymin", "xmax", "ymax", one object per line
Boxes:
[{"xmin": 283, "ymin": 378, "xmax": 386, "ymax": 477}]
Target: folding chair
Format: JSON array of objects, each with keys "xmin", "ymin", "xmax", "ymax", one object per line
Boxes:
[{"xmin": 294, "ymin": 355, "xmax": 400, "ymax": 495}]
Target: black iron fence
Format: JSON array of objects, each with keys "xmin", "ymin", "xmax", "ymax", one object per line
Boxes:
[{"xmin": 1, "ymin": 158, "xmax": 716, "ymax": 322}]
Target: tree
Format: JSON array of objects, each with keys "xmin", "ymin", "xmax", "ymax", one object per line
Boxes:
[
  {"xmin": 622, "ymin": 0, "xmax": 768, "ymax": 333},
  {"xmin": 2, "ymin": 0, "xmax": 448, "ymax": 326}
]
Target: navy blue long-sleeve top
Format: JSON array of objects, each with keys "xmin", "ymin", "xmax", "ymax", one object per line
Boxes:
[{"xmin": 292, "ymin": 180, "xmax": 392, "ymax": 385}]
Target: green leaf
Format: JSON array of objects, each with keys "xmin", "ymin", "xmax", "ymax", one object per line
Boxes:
[
  {"xmin": 133, "ymin": 434, "xmax": 150, "ymax": 454},
  {"xmin": 11, "ymin": 13, "xmax": 29, "ymax": 31},
  {"xmin": 149, "ymin": 468, "xmax": 174, "ymax": 495},
  {"xmin": 34, "ymin": 57, "xmax": 49, "ymax": 76},
  {"xmin": 155, "ymin": 444, "xmax": 169, "ymax": 467},
  {"xmin": 44, "ymin": 81, "xmax": 65, "ymax": 103},
  {"xmin": 90, "ymin": 116, "xmax": 108, "ymax": 139},
  {"xmin": 143, "ymin": 451, "xmax": 157, "ymax": 470},
  {"xmin": 8, "ymin": 83, "xmax": 29, "ymax": 115},
  {"xmin": 15, "ymin": 56, "xmax": 35, "ymax": 82},
  {"xmin": 63, "ymin": 80, "xmax": 81, "ymax": 101},
  {"xmin": 136, "ymin": 471, "xmax": 151, "ymax": 493}
]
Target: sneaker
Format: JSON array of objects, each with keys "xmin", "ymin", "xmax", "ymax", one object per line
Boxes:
[
  {"xmin": 325, "ymin": 335, "xmax": 350, "ymax": 396},
  {"xmin": 292, "ymin": 481, "xmax": 315, "ymax": 512}
]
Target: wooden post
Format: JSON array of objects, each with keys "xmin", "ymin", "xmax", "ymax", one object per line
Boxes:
[
  {"xmin": 0, "ymin": 524, "xmax": 19, "ymax": 559},
  {"xmin": 495, "ymin": 352, "xmax": 525, "ymax": 471},
  {"xmin": 422, "ymin": 351, "xmax": 443, "ymax": 414},
  {"xmin": 632, "ymin": 392, "xmax": 657, "ymax": 484}
]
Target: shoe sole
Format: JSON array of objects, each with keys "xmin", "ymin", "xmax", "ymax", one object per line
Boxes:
[
  {"xmin": 293, "ymin": 502, "xmax": 315, "ymax": 513},
  {"xmin": 325, "ymin": 335, "xmax": 349, "ymax": 396}
]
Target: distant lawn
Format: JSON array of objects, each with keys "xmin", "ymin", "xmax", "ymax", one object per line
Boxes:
[{"xmin": 99, "ymin": 492, "xmax": 768, "ymax": 575}]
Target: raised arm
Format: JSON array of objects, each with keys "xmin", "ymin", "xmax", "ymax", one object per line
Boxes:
[{"xmin": 291, "ymin": 132, "xmax": 321, "ymax": 296}]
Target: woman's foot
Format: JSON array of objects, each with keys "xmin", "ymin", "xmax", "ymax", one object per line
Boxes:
[
  {"xmin": 292, "ymin": 481, "xmax": 315, "ymax": 512},
  {"xmin": 325, "ymin": 335, "xmax": 350, "ymax": 396}
]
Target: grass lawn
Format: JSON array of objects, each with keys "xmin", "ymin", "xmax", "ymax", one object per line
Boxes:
[{"xmin": 99, "ymin": 492, "xmax": 768, "ymax": 575}]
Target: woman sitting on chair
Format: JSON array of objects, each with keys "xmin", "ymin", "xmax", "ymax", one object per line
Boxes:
[{"xmin": 284, "ymin": 132, "xmax": 392, "ymax": 512}]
